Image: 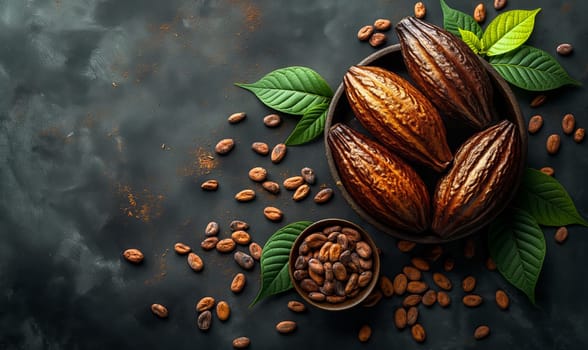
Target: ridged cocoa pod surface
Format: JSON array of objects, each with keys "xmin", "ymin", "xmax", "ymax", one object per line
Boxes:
[
  {"xmin": 344, "ymin": 65, "xmax": 453, "ymax": 172},
  {"xmin": 432, "ymin": 120, "xmax": 521, "ymax": 238},
  {"xmin": 327, "ymin": 123, "xmax": 430, "ymax": 233},
  {"xmin": 396, "ymin": 16, "xmax": 495, "ymax": 129}
]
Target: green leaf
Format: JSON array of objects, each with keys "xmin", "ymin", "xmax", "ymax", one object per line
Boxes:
[
  {"xmin": 236, "ymin": 66, "xmax": 333, "ymax": 115},
  {"xmin": 489, "ymin": 45, "xmax": 580, "ymax": 91},
  {"xmin": 488, "ymin": 208, "xmax": 546, "ymax": 304},
  {"xmin": 285, "ymin": 103, "xmax": 328, "ymax": 146},
  {"xmin": 458, "ymin": 28, "xmax": 481, "ymax": 54},
  {"xmin": 250, "ymin": 221, "xmax": 312, "ymax": 307},
  {"xmin": 515, "ymin": 168, "xmax": 588, "ymax": 226},
  {"xmin": 481, "ymin": 8, "xmax": 541, "ymax": 56},
  {"xmin": 440, "ymin": 0, "xmax": 483, "ymax": 38}
]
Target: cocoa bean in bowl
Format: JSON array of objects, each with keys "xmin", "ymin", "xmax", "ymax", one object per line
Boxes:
[
  {"xmin": 324, "ymin": 39, "xmax": 527, "ymax": 244},
  {"xmin": 288, "ymin": 218, "xmax": 380, "ymax": 311}
]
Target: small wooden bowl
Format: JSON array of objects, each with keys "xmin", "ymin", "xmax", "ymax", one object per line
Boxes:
[
  {"xmin": 324, "ymin": 44, "xmax": 527, "ymax": 244},
  {"xmin": 288, "ymin": 218, "xmax": 380, "ymax": 311}
]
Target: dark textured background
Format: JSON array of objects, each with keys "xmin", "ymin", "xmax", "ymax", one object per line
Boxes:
[{"xmin": 0, "ymin": 0, "xmax": 586, "ymax": 349}]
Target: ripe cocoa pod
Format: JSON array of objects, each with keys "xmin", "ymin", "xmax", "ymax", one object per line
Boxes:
[
  {"xmin": 344, "ymin": 65, "xmax": 452, "ymax": 172},
  {"xmin": 396, "ymin": 17, "xmax": 496, "ymax": 129},
  {"xmin": 327, "ymin": 123, "xmax": 430, "ymax": 233},
  {"xmin": 432, "ymin": 120, "xmax": 521, "ymax": 237}
]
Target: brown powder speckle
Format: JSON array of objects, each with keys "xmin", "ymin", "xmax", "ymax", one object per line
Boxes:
[
  {"xmin": 117, "ymin": 184, "xmax": 165, "ymax": 223},
  {"xmin": 178, "ymin": 147, "xmax": 218, "ymax": 177}
]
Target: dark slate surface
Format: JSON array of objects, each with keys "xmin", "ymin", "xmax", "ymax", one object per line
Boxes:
[{"xmin": 1, "ymin": 0, "xmax": 587, "ymax": 349}]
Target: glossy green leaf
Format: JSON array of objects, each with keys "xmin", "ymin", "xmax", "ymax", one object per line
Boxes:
[
  {"xmin": 481, "ymin": 9, "xmax": 541, "ymax": 56},
  {"xmin": 458, "ymin": 28, "xmax": 481, "ymax": 54},
  {"xmin": 489, "ymin": 45, "xmax": 580, "ymax": 91},
  {"xmin": 236, "ymin": 66, "xmax": 333, "ymax": 115},
  {"xmin": 285, "ymin": 103, "xmax": 328, "ymax": 146},
  {"xmin": 440, "ymin": 0, "xmax": 483, "ymax": 38},
  {"xmin": 250, "ymin": 221, "xmax": 312, "ymax": 307},
  {"xmin": 515, "ymin": 168, "xmax": 588, "ymax": 226},
  {"xmin": 489, "ymin": 208, "xmax": 546, "ymax": 304}
]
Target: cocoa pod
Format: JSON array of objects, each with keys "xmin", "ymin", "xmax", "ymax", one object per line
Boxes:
[
  {"xmin": 396, "ymin": 17, "xmax": 496, "ymax": 129},
  {"xmin": 432, "ymin": 120, "xmax": 521, "ymax": 237},
  {"xmin": 344, "ymin": 65, "xmax": 452, "ymax": 172},
  {"xmin": 327, "ymin": 123, "xmax": 430, "ymax": 233}
]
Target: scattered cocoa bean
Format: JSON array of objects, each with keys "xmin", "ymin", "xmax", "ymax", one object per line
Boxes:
[
  {"xmin": 174, "ymin": 242, "xmax": 191, "ymax": 255},
  {"xmin": 410, "ymin": 257, "xmax": 430, "ymax": 271},
  {"xmin": 205, "ymin": 221, "xmax": 220, "ymax": 236},
  {"xmin": 123, "ymin": 248, "xmax": 144, "ymax": 264},
  {"xmin": 402, "ymin": 294, "xmax": 422, "ymax": 307},
  {"xmin": 562, "ymin": 113, "xmax": 576, "ymax": 135},
  {"xmin": 187, "ymin": 252, "xmax": 204, "ymax": 272},
  {"xmin": 275, "ymin": 320, "xmax": 297, "ymax": 334},
  {"xmin": 407, "ymin": 281, "xmax": 428, "ymax": 294},
  {"xmin": 201, "ymin": 179, "xmax": 219, "ymax": 191},
  {"xmin": 495, "ymin": 289, "xmax": 510, "ymax": 310},
  {"xmin": 540, "ymin": 166, "xmax": 555, "ymax": 176},
  {"xmin": 314, "ymin": 188, "xmax": 334, "ymax": 204},
  {"xmin": 230, "ymin": 220, "xmax": 249, "ymax": 231},
  {"xmin": 414, "ymin": 2, "xmax": 426, "ymax": 19},
  {"xmin": 216, "ymin": 238, "xmax": 236, "ymax": 253},
  {"xmin": 151, "ymin": 303, "xmax": 168, "ymax": 318},
  {"xmin": 379, "ymin": 276, "xmax": 394, "ymax": 297},
  {"xmin": 232, "ymin": 337, "xmax": 251, "ymax": 349},
  {"xmin": 271, "ymin": 143, "xmax": 287, "ymax": 163},
  {"xmin": 574, "ymin": 128, "xmax": 585, "ymax": 143},
  {"xmin": 201, "ymin": 237, "xmax": 219, "ymax": 251},
  {"xmin": 437, "ymin": 291, "xmax": 451, "ymax": 307},
  {"xmin": 394, "ymin": 307, "xmax": 407, "ymax": 329},
  {"xmin": 358, "ymin": 324, "xmax": 372, "ymax": 342},
  {"xmin": 231, "ymin": 230, "xmax": 251, "ymax": 245},
  {"xmin": 287, "ymin": 300, "xmax": 306, "ymax": 313},
  {"xmin": 393, "ymin": 273, "xmax": 408, "ymax": 295},
  {"xmin": 546, "ymin": 134, "xmax": 561, "ymax": 155},
  {"xmin": 228, "ymin": 112, "xmax": 246, "ymax": 124},
  {"xmin": 263, "ymin": 113, "xmax": 281, "ymax": 128},
  {"xmin": 462, "ymin": 294, "xmax": 483, "ymax": 307},
  {"xmin": 422, "ymin": 289, "xmax": 437, "ymax": 306},
  {"xmin": 374, "ymin": 18, "xmax": 392, "ymax": 31},
  {"xmin": 234, "ymin": 251, "xmax": 255, "ymax": 270},
  {"xmin": 231, "ymin": 273, "xmax": 247, "ymax": 293},
  {"xmin": 251, "ymin": 142, "xmax": 269, "ymax": 156},
  {"xmin": 292, "ymin": 184, "xmax": 311, "ymax": 201},
  {"xmin": 433, "ymin": 272, "xmax": 452, "ymax": 290},
  {"xmin": 357, "ymin": 25, "xmax": 374, "ymax": 41},
  {"xmin": 474, "ymin": 325, "xmax": 491, "ymax": 340},
  {"xmin": 403, "ymin": 266, "xmax": 422, "ymax": 281},
  {"xmin": 411, "ymin": 324, "xmax": 426, "ymax": 343},
  {"xmin": 473, "ymin": 3, "xmax": 486, "ymax": 22},
  {"xmin": 215, "ymin": 138, "xmax": 234, "ymax": 155},
  {"xmin": 283, "ymin": 176, "xmax": 305, "ymax": 190},
  {"xmin": 369, "ymin": 32, "xmax": 387, "ymax": 47},
  {"xmin": 262, "ymin": 181, "xmax": 280, "ymax": 194},
  {"xmin": 494, "ymin": 0, "xmax": 507, "ymax": 10},
  {"xmin": 263, "ymin": 206, "xmax": 283, "ymax": 222},
  {"xmin": 248, "ymin": 167, "xmax": 267, "ymax": 182},
  {"xmin": 248, "ymin": 242, "xmax": 263, "ymax": 260},
  {"xmin": 530, "ymin": 94, "xmax": 546, "ymax": 108},
  {"xmin": 197, "ymin": 310, "xmax": 212, "ymax": 331},
  {"xmin": 216, "ymin": 301, "xmax": 230, "ymax": 321},
  {"xmin": 554, "ymin": 226, "xmax": 569, "ymax": 244},
  {"xmin": 528, "ymin": 115, "xmax": 544, "ymax": 134},
  {"xmin": 301, "ymin": 167, "xmax": 316, "ymax": 184},
  {"xmin": 462, "ymin": 276, "xmax": 477, "ymax": 292},
  {"xmin": 556, "ymin": 43, "xmax": 573, "ymax": 56},
  {"xmin": 196, "ymin": 297, "xmax": 216, "ymax": 312},
  {"xmin": 406, "ymin": 306, "xmax": 418, "ymax": 326},
  {"xmin": 396, "ymin": 240, "xmax": 417, "ymax": 253},
  {"xmin": 235, "ymin": 189, "xmax": 256, "ymax": 202}
]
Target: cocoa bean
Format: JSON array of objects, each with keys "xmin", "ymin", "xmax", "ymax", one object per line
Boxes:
[
  {"xmin": 574, "ymin": 128, "xmax": 585, "ymax": 143},
  {"xmin": 485, "ymin": 257, "xmax": 497, "ymax": 271},
  {"xmin": 262, "ymin": 181, "xmax": 280, "ymax": 194},
  {"xmin": 201, "ymin": 179, "xmax": 219, "ymax": 191},
  {"xmin": 355, "ymin": 241, "xmax": 372, "ymax": 259},
  {"xmin": 407, "ymin": 306, "xmax": 418, "ymax": 326},
  {"xmin": 263, "ymin": 206, "xmax": 283, "ymax": 222},
  {"xmin": 403, "ymin": 266, "xmax": 422, "ymax": 281},
  {"xmin": 326, "ymin": 295, "xmax": 347, "ymax": 304},
  {"xmin": 271, "ymin": 143, "xmax": 287, "ymax": 163},
  {"xmin": 232, "ymin": 337, "xmax": 251, "ymax": 349},
  {"xmin": 216, "ymin": 238, "xmax": 236, "ymax": 253},
  {"xmin": 283, "ymin": 176, "xmax": 305, "ymax": 190},
  {"xmin": 248, "ymin": 242, "xmax": 262, "ymax": 260},
  {"xmin": 234, "ymin": 251, "xmax": 255, "ymax": 270},
  {"xmin": 174, "ymin": 242, "xmax": 191, "ymax": 255},
  {"xmin": 414, "ymin": 2, "xmax": 426, "ymax": 18},
  {"xmin": 293, "ymin": 270, "xmax": 308, "ymax": 281},
  {"xmin": 437, "ymin": 291, "xmax": 451, "ymax": 307},
  {"xmin": 235, "ymin": 189, "xmax": 256, "ymax": 202},
  {"xmin": 422, "ymin": 289, "xmax": 437, "ymax": 306},
  {"xmin": 314, "ymin": 188, "xmax": 334, "ymax": 204},
  {"xmin": 402, "ymin": 294, "xmax": 422, "ymax": 307},
  {"xmin": 473, "ymin": 3, "xmax": 486, "ymax": 22},
  {"xmin": 308, "ymin": 292, "xmax": 326, "ymax": 302},
  {"xmin": 248, "ymin": 167, "xmax": 267, "ymax": 182},
  {"xmin": 300, "ymin": 167, "xmax": 316, "ymax": 184},
  {"xmin": 251, "ymin": 142, "xmax": 269, "ymax": 156},
  {"xmin": 304, "ymin": 233, "xmax": 327, "ymax": 248},
  {"xmin": 554, "ymin": 226, "xmax": 568, "ymax": 244},
  {"xmin": 462, "ymin": 294, "xmax": 483, "ymax": 307},
  {"xmin": 187, "ymin": 252, "xmax": 204, "ymax": 272},
  {"xmin": 151, "ymin": 303, "xmax": 168, "ymax": 318},
  {"xmin": 462, "ymin": 276, "xmax": 476, "ymax": 292},
  {"xmin": 323, "ymin": 225, "xmax": 342, "ymax": 235},
  {"xmin": 358, "ymin": 325, "xmax": 372, "ymax": 342},
  {"xmin": 474, "ymin": 325, "xmax": 490, "ymax": 340},
  {"xmin": 196, "ymin": 297, "xmax": 215, "ymax": 312},
  {"xmin": 411, "ymin": 324, "xmax": 426, "ymax": 343},
  {"xmin": 530, "ymin": 94, "xmax": 546, "ymax": 108},
  {"xmin": 123, "ymin": 248, "xmax": 144, "ymax": 264},
  {"xmin": 396, "ymin": 240, "xmax": 416, "ymax": 253},
  {"xmin": 394, "ymin": 307, "xmax": 407, "ymax": 329},
  {"xmin": 556, "ymin": 43, "xmax": 573, "ymax": 56},
  {"xmin": 227, "ymin": 112, "xmax": 246, "ymax": 124},
  {"xmin": 263, "ymin": 113, "xmax": 281, "ymax": 128},
  {"xmin": 230, "ymin": 220, "xmax": 248, "ymax": 231},
  {"xmin": 200, "ymin": 237, "xmax": 219, "ymax": 251},
  {"xmin": 324, "ymin": 262, "xmax": 334, "ymax": 281},
  {"xmin": 216, "ymin": 301, "xmax": 230, "ymax": 321},
  {"xmin": 379, "ymin": 276, "xmax": 394, "ymax": 297},
  {"xmin": 205, "ymin": 221, "xmax": 219, "ymax": 236},
  {"xmin": 443, "ymin": 257, "xmax": 455, "ymax": 272},
  {"xmin": 411, "ymin": 257, "xmax": 430, "ymax": 271},
  {"xmin": 345, "ymin": 273, "xmax": 359, "ymax": 295},
  {"xmin": 300, "ymin": 278, "xmax": 319, "ymax": 292},
  {"xmin": 540, "ymin": 166, "xmax": 555, "ymax": 176},
  {"xmin": 287, "ymin": 300, "xmax": 306, "ymax": 313},
  {"xmin": 357, "ymin": 25, "xmax": 374, "ymax": 41},
  {"xmin": 215, "ymin": 138, "xmax": 234, "ymax": 155},
  {"xmin": 528, "ymin": 115, "xmax": 543, "ymax": 134},
  {"xmin": 464, "ymin": 238, "xmax": 476, "ymax": 259},
  {"xmin": 342, "ymin": 227, "xmax": 362, "ymax": 243},
  {"xmin": 336, "ymin": 234, "xmax": 348, "ymax": 250},
  {"xmin": 546, "ymin": 134, "xmax": 561, "ymax": 154},
  {"xmin": 562, "ymin": 113, "xmax": 576, "ymax": 135},
  {"xmin": 495, "ymin": 289, "xmax": 510, "ymax": 310},
  {"xmin": 369, "ymin": 32, "xmax": 387, "ymax": 47},
  {"xmin": 328, "ymin": 243, "xmax": 343, "ymax": 262},
  {"xmin": 231, "ymin": 273, "xmax": 246, "ymax": 293},
  {"xmin": 393, "ymin": 273, "xmax": 408, "ymax": 295},
  {"xmin": 231, "ymin": 230, "xmax": 251, "ymax": 245},
  {"xmin": 407, "ymin": 281, "xmax": 428, "ymax": 294},
  {"xmin": 292, "ymin": 184, "xmax": 310, "ymax": 201},
  {"xmin": 374, "ymin": 18, "xmax": 392, "ymax": 31},
  {"xmin": 494, "ymin": 0, "xmax": 507, "ymax": 10},
  {"xmin": 197, "ymin": 310, "xmax": 212, "ymax": 331},
  {"xmin": 294, "ymin": 255, "xmax": 308, "ymax": 270},
  {"xmin": 275, "ymin": 321, "xmax": 297, "ymax": 334}
]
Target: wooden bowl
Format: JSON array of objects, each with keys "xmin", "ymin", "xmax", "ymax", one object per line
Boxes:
[
  {"xmin": 324, "ymin": 44, "xmax": 527, "ymax": 244},
  {"xmin": 288, "ymin": 218, "xmax": 380, "ymax": 311}
]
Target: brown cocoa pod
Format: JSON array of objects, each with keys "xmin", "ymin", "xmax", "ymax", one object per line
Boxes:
[
  {"xmin": 396, "ymin": 17, "xmax": 496, "ymax": 129},
  {"xmin": 327, "ymin": 124, "xmax": 430, "ymax": 233},
  {"xmin": 432, "ymin": 120, "xmax": 522, "ymax": 238},
  {"xmin": 344, "ymin": 65, "xmax": 452, "ymax": 172}
]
